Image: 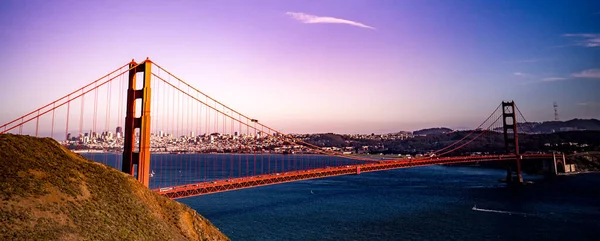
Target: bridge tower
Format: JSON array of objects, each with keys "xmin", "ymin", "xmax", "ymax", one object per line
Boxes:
[
  {"xmin": 122, "ymin": 59, "xmax": 152, "ymax": 187},
  {"xmin": 502, "ymin": 101, "xmax": 523, "ymax": 183}
]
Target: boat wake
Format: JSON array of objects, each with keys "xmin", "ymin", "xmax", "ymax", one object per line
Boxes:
[{"xmin": 472, "ymin": 205, "xmax": 530, "ymax": 216}]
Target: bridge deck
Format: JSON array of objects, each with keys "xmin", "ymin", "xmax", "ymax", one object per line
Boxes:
[{"xmin": 155, "ymin": 154, "xmax": 552, "ymax": 199}]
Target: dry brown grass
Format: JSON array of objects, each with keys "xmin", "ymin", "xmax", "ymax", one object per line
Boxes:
[{"xmin": 0, "ymin": 134, "xmax": 229, "ymax": 241}]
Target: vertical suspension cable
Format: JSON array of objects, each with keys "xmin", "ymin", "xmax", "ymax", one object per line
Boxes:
[
  {"xmin": 35, "ymin": 111, "xmax": 39, "ymax": 137},
  {"xmin": 245, "ymin": 118, "xmax": 249, "ymax": 177},
  {"xmin": 194, "ymin": 89, "xmax": 198, "ymax": 183},
  {"xmin": 231, "ymin": 115, "xmax": 234, "ymax": 177},
  {"xmin": 213, "ymin": 105, "xmax": 217, "ymax": 180},
  {"xmin": 65, "ymin": 95, "xmax": 70, "ymax": 142},
  {"xmin": 185, "ymin": 87, "xmax": 193, "ymax": 185},
  {"xmin": 151, "ymin": 68, "xmax": 156, "ymax": 187},
  {"xmin": 118, "ymin": 68, "xmax": 125, "ymax": 171},
  {"xmin": 168, "ymin": 74, "xmax": 173, "ymax": 186},
  {"xmin": 90, "ymin": 81, "xmax": 100, "ymax": 165},
  {"xmin": 188, "ymin": 86, "xmax": 193, "ymax": 183},
  {"xmin": 93, "ymin": 82, "xmax": 98, "ymax": 137},
  {"xmin": 79, "ymin": 89, "xmax": 85, "ymax": 150},
  {"xmin": 220, "ymin": 105, "xmax": 224, "ymax": 179},
  {"xmin": 158, "ymin": 67, "xmax": 165, "ymax": 188},
  {"xmin": 253, "ymin": 121, "xmax": 256, "ymax": 176},
  {"xmin": 178, "ymin": 79, "xmax": 182, "ymax": 184},
  {"xmin": 238, "ymin": 113, "xmax": 242, "ymax": 178},
  {"xmin": 176, "ymin": 81, "xmax": 180, "ymax": 139},
  {"xmin": 92, "ymin": 81, "xmax": 98, "ymax": 163},
  {"xmin": 199, "ymin": 92, "xmax": 203, "ymax": 181},
  {"xmin": 51, "ymin": 103, "xmax": 55, "ymax": 139},
  {"xmin": 205, "ymin": 95, "xmax": 208, "ymax": 181},
  {"xmin": 172, "ymin": 75, "xmax": 176, "ymax": 185},
  {"xmin": 267, "ymin": 130, "xmax": 277, "ymax": 174},
  {"xmin": 222, "ymin": 105, "xmax": 226, "ymax": 179}
]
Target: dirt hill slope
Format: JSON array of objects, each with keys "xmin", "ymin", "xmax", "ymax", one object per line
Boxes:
[{"xmin": 0, "ymin": 134, "xmax": 229, "ymax": 240}]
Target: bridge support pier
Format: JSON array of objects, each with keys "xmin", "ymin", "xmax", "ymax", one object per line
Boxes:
[
  {"xmin": 122, "ymin": 59, "xmax": 152, "ymax": 187},
  {"xmin": 515, "ymin": 155, "xmax": 523, "ymax": 183},
  {"xmin": 553, "ymin": 153, "xmax": 558, "ymax": 175},
  {"xmin": 504, "ymin": 156, "xmax": 524, "ymax": 184},
  {"xmin": 502, "ymin": 101, "xmax": 523, "ymax": 184}
]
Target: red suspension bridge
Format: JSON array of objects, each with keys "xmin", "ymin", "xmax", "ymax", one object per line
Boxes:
[{"xmin": 1, "ymin": 59, "xmax": 559, "ymax": 199}]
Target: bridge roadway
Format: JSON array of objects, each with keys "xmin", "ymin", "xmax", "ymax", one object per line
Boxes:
[{"xmin": 155, "ymin": 154, "xmax": 553, "ymax": 199}]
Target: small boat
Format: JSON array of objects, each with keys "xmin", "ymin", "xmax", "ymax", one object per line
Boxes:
[{"xmin": 471, "ymin": 205, "xmax": 527, "ymax": 216}]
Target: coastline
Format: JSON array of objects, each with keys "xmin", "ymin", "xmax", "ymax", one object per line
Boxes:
[{"xmin": 557, "ymin": 170, "xmax": 600, "ymax": 176}]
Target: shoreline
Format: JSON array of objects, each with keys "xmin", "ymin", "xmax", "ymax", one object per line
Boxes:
[
  {"xmin": 557, "ymin": 170, "xmax": 600, "ymax": 176},
  {"xmin": 71, "ymin": 150, "xmax": 332, "ymax": 156}
]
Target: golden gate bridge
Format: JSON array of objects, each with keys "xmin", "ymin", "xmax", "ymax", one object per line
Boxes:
[{"xmin": 0, "ymin": 59, "xmax": 560, "ymax": 199}]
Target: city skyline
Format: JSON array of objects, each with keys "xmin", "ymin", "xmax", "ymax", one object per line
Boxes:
[{"xmin": 1, "ymin": 0, "xmax": 600, "ymax": 134}]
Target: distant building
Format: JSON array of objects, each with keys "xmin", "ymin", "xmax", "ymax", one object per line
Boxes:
[{"xmin": 564, "ymin": 164, "xmax": 576, "ymax": 173}]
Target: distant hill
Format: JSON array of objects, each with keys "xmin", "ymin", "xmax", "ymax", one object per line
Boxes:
[
  {"xmin": 375, "ymin": 130, "xmax": 600, "ymax": 156},
  {"xmin": 304, "ymin": 133, "xmax": 348, "ymax": 146},
  {"xmin": 413, "ymin": 127, "xmax": 453, "ymax": 136},
  {"xmin": 528, "ymin": 119, "xmax": 600, "ymax": 133},
  {"xmin": 0, "ymin": 134, "xmax": 228, "ymax": 240}
]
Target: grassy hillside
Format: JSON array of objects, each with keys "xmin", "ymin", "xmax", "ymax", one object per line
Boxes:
[{"xmin": 0, "ymin": 134, "xmax": 229, "ymax": 241}]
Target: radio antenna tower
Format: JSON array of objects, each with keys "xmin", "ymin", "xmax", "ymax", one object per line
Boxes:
[{"xmin": 553, "ymin": 101, "xmax": 559, "ymax": 121}]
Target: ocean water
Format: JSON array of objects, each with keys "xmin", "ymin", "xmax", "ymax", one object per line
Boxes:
[
  {"xmin": 84, "ymin": 154, "xmax": 600, "ymax": 240},
  {"xmin": 81, "ymin": 153, "xmax": 361, "ymax": 189}
]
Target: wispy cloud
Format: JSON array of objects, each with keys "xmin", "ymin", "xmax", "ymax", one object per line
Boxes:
[
  {"xmin": 563, "ymin": 33, "xmax": 600, "ymax": 47},
  {"xmin": 513, "ymin": 72, "xmax": 535, "ymax": 78},
  {"xmin": 572, "ymin": 68, "xmax": 600, "ymax": 78},
  {"xmin": 520, "ymin": 69, "xmax": 600, "ymax": 84},
  {"xmin": 523, "ymin": 69, "xmax": 600, "ymax": 84},
  {"xmin": 577, "ymin": 101, "xmax": 600, "ymax": 106},
  {"xmin": 514, "ymin": 58, "xmax": 551, "ymax": 63},
  {"xmin": 519, "ymin": 75, "xmax": 569, "ymax": 85},
  {"xmin": 542, "ymin": 77, "xmax": 568, "ymax": 82},
  {"xmin": 286, "ymin": 12, "xmax": 375, "ymax": 30}
]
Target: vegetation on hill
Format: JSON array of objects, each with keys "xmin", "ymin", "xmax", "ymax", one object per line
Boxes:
[
  {"xmin": 303, "ymin": 133, "xmax": 348, "ymax": 147},
  {"xmin": 301, "ymin": 130, "xmax": 600, "ymax": 155},
  {"xmin": 525, "ymin": 118, "xmax": 600, "ymax": 133},
  {"xmin": 413, "ymin": 127, "xmax": 453, "ymax": 136},
  {"xmin": 569, "ymin": 152, "xmax": 600, "ymax": 171},
  {"xmin": 0, "ymin": 134, "xmax": 228, "ymax": 241},
  {"xmin": 385, "ymin": 131, "xmax": 600, "ymax": 155}
]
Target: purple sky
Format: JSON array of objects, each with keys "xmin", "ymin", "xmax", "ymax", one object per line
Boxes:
[{"xmin": 1, "ymin": 0, "xmax": 599, "ymax": 133}]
